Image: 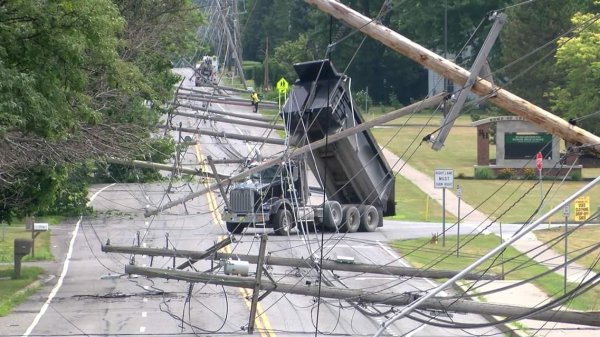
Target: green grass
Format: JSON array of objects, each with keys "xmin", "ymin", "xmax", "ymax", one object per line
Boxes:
[
  {"xmin": 390, "ymin": 234, "xmax": 600, "ymax": 311},
  {"xmin": 0, "ymin": 225, "xmax": 53, "ymax": 262},
  {"xmin": 0, "ymin": 266, "xmax": 44, "ymax": 316},
  {"xmin": 372, "ymin": 121, "xmax": 600, "ymax": 223},
  {"xmin": 534, "ymin": 226, "xmax": 600, "ymax": 273},
  {"xmin": 391, "ymin": 175, "xmax": 457, "ymax": 223}
]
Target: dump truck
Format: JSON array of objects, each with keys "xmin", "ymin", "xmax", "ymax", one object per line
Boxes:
[{"xmin": 222, "ymin": 59, "xmax": 395, "ymax": 235}]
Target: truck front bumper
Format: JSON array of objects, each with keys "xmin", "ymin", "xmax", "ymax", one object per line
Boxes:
[{"xmin": 222, "ymin": 211, "xmax": 269, "ymax": 225}]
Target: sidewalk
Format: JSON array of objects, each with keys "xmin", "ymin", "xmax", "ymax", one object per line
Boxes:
[
  {"xmin": 381, "ymin": 147, "xmax": 597, "ymax": 283},
  {"xmin": 380, "ymin": 147, "xmax": 599, "ymax": 335}
]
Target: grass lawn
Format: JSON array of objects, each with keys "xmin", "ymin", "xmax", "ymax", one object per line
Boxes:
[
  {"xmin": 534, "ymin": 226, "xmax": 600, "ymax": 273},
  {"xmin": 0, "ymin": 226, "xmax": 53, "ymax": 262},
  {"xmin": 390, "ymin": 234, "xmax": 600, "ymax": 311},
  {"xmin": 372, "ymin": 119, "xmax": 600, "ymax": 224},
  {"xmin": 0, "ymin": 217, "xmax": 58, "ymax": 316},
  {"xmin": 392, "ymin": 175, "xmax": 457, "ymax": 223},
  {"xmin": 0, "ymin": 266, "xmax": 44, "ymax": 316}
]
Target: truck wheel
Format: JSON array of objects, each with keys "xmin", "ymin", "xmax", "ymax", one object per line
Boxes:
[
  {"xmin": 226, "ymin": 222, "xmax": 246, "ymax": 234},
  {"xmin": 323, "ymin": 201, "xmax": 342, "ymax": 231},
  {"xmin": 273, "ymin": 209, "xmax": 294, "ymax": 236},
  {"xmin": 340, "ymin": 206, "xmax": 360, "ymax": 233},
  {"xmin": 359, "ymin": 205, "xmax": 379, "ymax": 232}
]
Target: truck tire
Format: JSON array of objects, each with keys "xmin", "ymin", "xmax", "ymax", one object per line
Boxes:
[
  {"xmin": 226, "ymin": 222, "xmax": 246, "ymax": 234},
  {"xmin": 323, "ymin": 201, "xmax": 342, "ymax": 231},
  {"xmin": 340, "ymin": 205, "xmax": 360, "ymax": 233},
  {"xmin": 359, "ymin": 205, "xmax": 379, "ymax": 232},
  {"xmin": 273, "ymin": 208, "xmax": 294, "ymax": 236}
]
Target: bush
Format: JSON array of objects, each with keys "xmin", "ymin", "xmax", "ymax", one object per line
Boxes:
[
  {"xmin": 354, "ymin": 89, "xmax": 373, "ymax": 112},
  {"xmin": 497, "ymin": 168, "xmax": 515, "ymax": 179},
  {"xmin": 570, "ymin": 170, "xmax": 582, "ymax": 181},
  {"xmin": 474, "ymin": 167, "xmax": 495, "ymax": 180},
  {"xmin": 522, "ymin": 168, "xmax": 537, "ymax": 180}
]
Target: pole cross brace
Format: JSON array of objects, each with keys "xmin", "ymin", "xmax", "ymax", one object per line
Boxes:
[{"xmin": 432, "ymin": 12, "xmax": 506, "ymax": 151}]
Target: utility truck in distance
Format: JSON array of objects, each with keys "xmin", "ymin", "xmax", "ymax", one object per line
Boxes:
[
  {"xmin": 222, "ymin": 59, "xmax": 395, "ymax": 235},
  {"xmin": 195, "ymin": 55, "xmax": 218, "ymax": 86}
]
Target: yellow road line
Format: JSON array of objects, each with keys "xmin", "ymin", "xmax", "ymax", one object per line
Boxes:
[{"xmin": 194, "ymin": 141, "xmax": 275, "ymax": 337}]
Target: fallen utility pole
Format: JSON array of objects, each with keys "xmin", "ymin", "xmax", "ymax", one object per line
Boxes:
[
  {"xmin": 160, "ymin": 124, "xmax": 285, "ymax": 145},
  {"xmin": 179, "ymin": 87, "xmax": 279, "ymax": 106},
  {"xmin": 105, "ymin": 158, "xmax": 229, "ymax": 180},
  {"xmin": 183, "ymin": 83, "xmax": 251, "ymax": 94},
  {"xmin": 101, "ymin": 234, "xmax": 496, "ymax": 280},
  {"xmin": 304, "ymin": 0, "xmax": 600, "ymax": 156},
  {"xmin": 176, "ymin": 236, "xmax": 232, "ymax": 270},
  {"xmin": 125, "ymin": 265, "xmax": 600, "ymax": 327},
  {"xmin": 173, "ymin": 110, "xmax": 285, "ymax": 130},
  {"xmin": 216, "ymin": 0, "xmax": 246, "ymax": 88},
  {"xmin": 145, "ymin": 94, "xmax": 444, "ymax": 216},
  {"xmin": 374, "ymin": 176, "xmax": 600, "ymax": 336},
  {"xmin": 176, "ymin": 92, "xmax": 279, "ymax": 109},
  {"xmin": 174, "ymin": 102, "xmax": 273, "ymax": 123}
]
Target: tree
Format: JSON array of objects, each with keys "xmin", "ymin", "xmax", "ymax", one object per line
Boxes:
[
  {"xmin": 549, "ymin": 11, "xmax": 600, "ymax": 135},
  {"xmin": 0, "ymin": 0, "xmax": 124, "ymax": 138},
  {"xmin": 0, "ymin": 0, "xmax": 205, "ymax": 222},
  {"xmin": 499, "ymin": 0, "xmax": 596, "ymax": 109}
]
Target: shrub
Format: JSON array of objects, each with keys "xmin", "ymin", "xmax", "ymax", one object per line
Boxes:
[
  {"xmin": 522, "ymin": 168, "xmax": 537, "ymax": 180},
  {"xmin": 570, "ymin": 170, "xmax": 582, "ymax": 181},
  {"xmin": 497, "ymin": 168, "xmax": 515, "ymax": 179},
  {"xmin": 474, "ymin": 167, "xmax": 494, "ymax": 180}
]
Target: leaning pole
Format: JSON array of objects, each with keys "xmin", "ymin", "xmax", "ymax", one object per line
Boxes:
[{"xmin": 304, "ymin": 0, "xmax": 600, "ymax": 156}]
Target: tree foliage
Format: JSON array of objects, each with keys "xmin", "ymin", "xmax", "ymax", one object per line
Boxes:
[
  {"xmin": 0, "ymin": 0, "xmax": 204, "ymax": 222},
  {"xmin": 499, "ymin": 0, "xmax": 595, "ymax": 109},
  {"xmin": 549, "ymin": 11, "xmax": 600, "ymax": 135},
  {"xmin": 0, "ymin": 0, "xmax": 124, "ymax": 138},
  {"xmin": 242, "ymin": 1, "xmax": 513, "ymax": 105}
]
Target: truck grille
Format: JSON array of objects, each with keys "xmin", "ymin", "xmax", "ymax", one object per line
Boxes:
[{"xmin": 230, "ymin": 189, "xmax": 254, "ymax": 212}]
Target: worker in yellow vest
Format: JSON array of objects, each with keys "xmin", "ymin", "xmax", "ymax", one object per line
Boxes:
[{"xmin": 250, "ymin": 91, "xmax": 260, "ymax": 113}]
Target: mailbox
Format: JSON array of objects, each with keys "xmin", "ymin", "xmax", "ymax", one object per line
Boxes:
[
  {"xmin": 33, "ymin": 223, "xmax": 49, "ymax": 231},
  {"xmin": 14, "ymin": 239, "xmax": 33, "ymax": 255}
]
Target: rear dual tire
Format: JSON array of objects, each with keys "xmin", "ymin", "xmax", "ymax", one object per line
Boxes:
[
  {"xmin": 358, "ymin": 205, "xmax": 379, "ymax": 232},
  {"xmin": 340, "ymin": 205, "xmax": 360, "ymax": 233}
]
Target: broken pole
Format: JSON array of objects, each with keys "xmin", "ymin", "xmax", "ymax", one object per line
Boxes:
[
  {"xmin": 161, "ymin": 124, "xmax": 285, "ymax": 145},
  {"xmin": 145, "ymin": 94, "xmax": 445, "ymax": 216},
  {"xmin": 124, "ymin": 265, "xmax": 600, "ymax": 327},
  {"xmin": 105, "ymin": 158, "xmax": 229, "ymax": 180},
  {"xmin": 174, "ymin": 102, "xmax": 273, "ymax": 122},
  {"xmin": 304, "ymin": 0, "xmax": 600, "ymax": 156},
  {"xmin": 172, "ymin": 110, "xmax": 285, "ymax": 130},
  {"xmin": 248, "ymin": 234, "xmax": 268, "ymax": 334}
]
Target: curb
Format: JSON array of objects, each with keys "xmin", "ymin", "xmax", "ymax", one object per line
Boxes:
[{"xmin": 452, "ymin": 281, "xmax": 530, "ymax": 337}]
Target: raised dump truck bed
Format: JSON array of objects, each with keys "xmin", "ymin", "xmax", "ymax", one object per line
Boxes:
[{"xmin": 281, "ymin": 59, "xmax": 396, "ymax": 224}]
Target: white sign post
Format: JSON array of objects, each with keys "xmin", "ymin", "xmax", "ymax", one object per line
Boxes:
[
  {"xmin": 434, "ymin": 169, "xmax": 454, "ymax": 247},
  {"xmin": 563, "ymin": 203, "xmax": 570, "ymax": 294},
  {"xmin": 456, "ymin": 185, "xmax": 462, "ymax": 257}
]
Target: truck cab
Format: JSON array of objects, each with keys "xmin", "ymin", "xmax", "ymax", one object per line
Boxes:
[{"xmin": 222, "ymin": 160, "xmax": 313, "ymax": 235}]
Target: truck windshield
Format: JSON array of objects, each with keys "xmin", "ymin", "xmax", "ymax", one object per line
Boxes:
[{"xmin": 250, "ymin": 166, "xmax": 281, "ymax": 182}]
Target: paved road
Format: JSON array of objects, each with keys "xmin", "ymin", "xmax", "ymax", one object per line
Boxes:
[{"xmin": 0, "ymin": 69, "xmax": 506, "ymax": 337}]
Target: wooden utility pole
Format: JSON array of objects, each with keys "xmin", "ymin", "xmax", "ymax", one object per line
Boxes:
[
  {"xmin": 124, "ymin": 265, "xmax": 600, "ymax": 327},
  {"xmin": 145, "ymin": 94, "xmax": 445, "ymax": 216},
  {"xmin": 218, "ymin": 0, "xmax": 247, "ymax": 88},
  {"xmin": 263, "ymin": 37, "xmax": 270, "ymax": 90},
  {"xmin": 304, "ymin": 0, "xmax": 600, "ymax": 156},
  {"xmin": 105, "ymin": 158, "xmax": 229, "ymax": 180},
  {"xmin": 102, "ymin": 240, "xmax": 497, "ymax": 280},
  {"xmin": 162, "ymin": 124, "xmax": 285, "ymax": 145}
]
